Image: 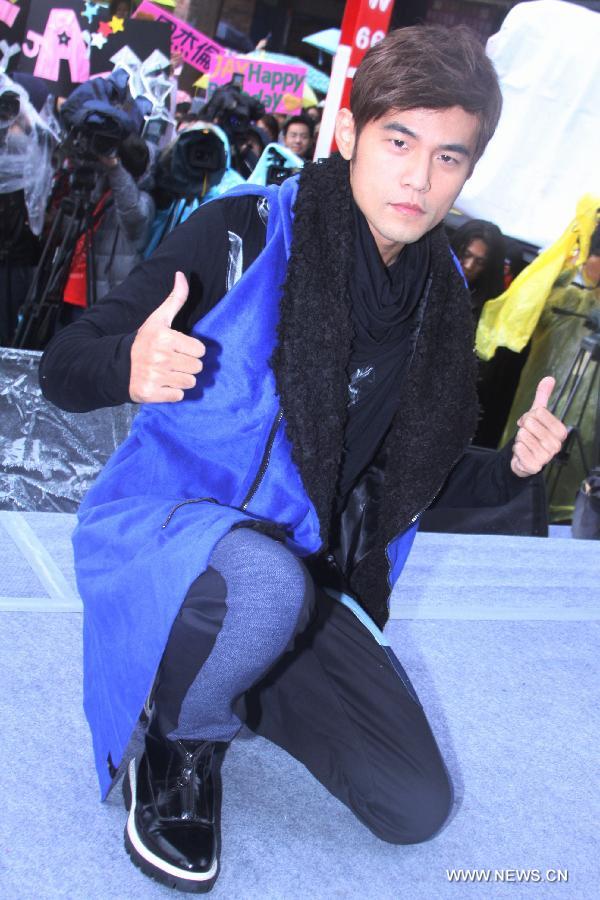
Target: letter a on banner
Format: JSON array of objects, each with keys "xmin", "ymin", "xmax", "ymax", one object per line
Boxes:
[
  {"xmin": 315, "ymin": 0, "xmax": 395, "ymax": 159},
  {"xmin": 22, "ymin": 8, "xmax": 90, "ymax": 84}
]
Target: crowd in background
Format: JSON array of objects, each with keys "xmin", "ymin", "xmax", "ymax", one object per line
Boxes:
[
  {"xmin": 0, "ymin": 53, "xmax": 598, "ymax": 525},
  {"xmin": 0, "ymin": 51, "xmax": 324, "ymax": 344}
]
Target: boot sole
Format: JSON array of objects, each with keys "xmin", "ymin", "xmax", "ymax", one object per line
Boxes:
[{"xmin": 123, "ymin": 758, "xmax": 219, "ymax": 894}]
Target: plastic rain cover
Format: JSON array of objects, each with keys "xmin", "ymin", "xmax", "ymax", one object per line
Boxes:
[
  {"xmin": 0, "ymin": 73, "xmax": 60, "ymax": 236},
  {"xmin": 0, "ymin": 348, "xmax": 137, "ymax": 512}
]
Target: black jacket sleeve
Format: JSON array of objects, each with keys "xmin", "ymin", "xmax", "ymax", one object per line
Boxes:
[
  {"xmin": 39, "ymin": 195, "xmax": 265, "ymax": 412},
  {"xmin": 435, "ymin": 440, "xmax": 527, "ymax": 509},
  {"xmin": 421, "ymin": 440, "xmax": 548, "ymax": 536}
]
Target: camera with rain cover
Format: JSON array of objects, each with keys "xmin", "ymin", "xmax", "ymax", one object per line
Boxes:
[
  {"xmin": 11, "ymin": 70, "xmax": 149, "ymax": 349},
  {"xmin": 58, "ymin": 70, "xmax": 145, "ymax": 170},
  {"xmin": 199, "ymin": 78, "xmax": 265, "ymax": 141},
  {"xmin": 0, "ymin": 87, "xmax": 20, "ymax": 129},
  {"xmin": 154, "ymin": 126, "xmax": 227, "ymax": 205},
  {"xmin": 61, "ymin": 110, "xmax": 131, "ymax": 164}
]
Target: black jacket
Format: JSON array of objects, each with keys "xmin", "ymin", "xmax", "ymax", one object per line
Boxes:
[{"xmin": 40, "ymin": 160, "xmax": 527, "ymax": 625}]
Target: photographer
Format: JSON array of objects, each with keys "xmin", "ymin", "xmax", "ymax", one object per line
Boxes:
[
  {"xmin": 8, "ymin": 70, "xmax": 156, "ymax": 341},
  {"xmin": 199, "ymin": 79, "xmax": 265, "ymax": 176},
  {"xmin": 144, "ymin": 121, "xmax": 244, "ymax": 257},
  {"xmin": 0, "ymin": 74, "xmax": 57, "ymax": 345},
  {"xmin": 60, "ymin": 130, "xmax": 155, "ymax": 323}
]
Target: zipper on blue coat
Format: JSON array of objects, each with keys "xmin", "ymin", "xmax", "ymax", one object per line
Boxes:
[
  {"xmin": 240, "ymin": 408, "xmax": 284, "ymax": 510},
  {"xmin": 160, "ymin": 408, "xmax": 283, "ymax": 528},
  {"xmin": 161, "ymin": 497, "xmax": 219, "ymax": 529}
]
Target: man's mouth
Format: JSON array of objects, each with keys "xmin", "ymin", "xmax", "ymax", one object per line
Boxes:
[{"xmin": 390, "ymin": 202, "xmax": 425, "ymax": 216}]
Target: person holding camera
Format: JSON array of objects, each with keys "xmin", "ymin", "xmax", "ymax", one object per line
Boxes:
[
  {"xmin": 199, "ymin": 78, "xmax": 266, "ymax": 176},
  {"xmin": 40, "ymin": 27, "xmax": 567, "ymax": 893},
  {"xmin": 0, "ymin": 73, "xmax": 56, "ymax": 345},
  {"xmin": 143, "ymin": 121, "xmax": 245, "ymax": 257},
  {"xmin": 59, "ymin": 132, "xmax": 155, "ymax": 324}
]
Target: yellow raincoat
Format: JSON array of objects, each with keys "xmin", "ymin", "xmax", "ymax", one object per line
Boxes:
[
  {"xmin": 476, "ymin": 194, "xmax": 600, "ymax": 361},
  {"xmin": 501, "ymin": 276, "xmax": 600, "ymax": 522}
]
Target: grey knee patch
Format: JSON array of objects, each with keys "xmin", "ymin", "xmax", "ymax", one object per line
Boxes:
[
  {"xmin": 211, "ymin": 528, "xmax": 311, "ymax": 628},
  {"xmin": 172, "ymin": 528, "xmax": 314, "ymax": 742}
]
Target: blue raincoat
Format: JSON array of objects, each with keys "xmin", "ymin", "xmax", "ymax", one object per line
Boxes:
[{"xmin": 74, "ymin": 176, "xmax": 418, "ymax": 798}]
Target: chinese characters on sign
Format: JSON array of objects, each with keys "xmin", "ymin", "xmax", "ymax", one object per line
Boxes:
[{"xmin": 135, "ymin": 1, "xmax": 223, "ymax": 73}]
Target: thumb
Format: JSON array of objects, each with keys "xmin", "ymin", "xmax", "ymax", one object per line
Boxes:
[
  {"xmin": 155, "ymin": 272, "xmax": 189, "ymax": 327},
  {"xmin": 532, "ymin": 375, "xmax": 555, "ymax": 410}
]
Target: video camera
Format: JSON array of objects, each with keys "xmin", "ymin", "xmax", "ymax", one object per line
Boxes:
[
  {"xmin": 263, "ymin": 146, "xmax": 302, "ymax": 186},
  {"xmin": 154, "ymin": 126, "xmax": 227, "ymax": 205},
  {"xmin": 58, "ymin": 70, "xmax": 146, "ymax": 179},
  {"xmin": 552, "ymin": 306, "xmax": 600, "ymax": 335},
  {"xmin": 60, "ymin": 110, "xmax": 132, "ymax": 166},
  {"xmin": 0, "ymin": 88, "xmax": 20, "ymax": 128},
  {"xmin": 199, "ymin": 77, "xmax": 265, "ymax": 142}
]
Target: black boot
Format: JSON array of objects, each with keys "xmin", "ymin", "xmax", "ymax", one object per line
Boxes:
[{"xmin": 123, "ymin": 713, "xmax": 224, "ymax": 893}]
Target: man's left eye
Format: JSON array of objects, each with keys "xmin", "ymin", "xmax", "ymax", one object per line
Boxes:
[{"xmin": 439, "ymin": 154, "xmax": 458, "ymax": 165}]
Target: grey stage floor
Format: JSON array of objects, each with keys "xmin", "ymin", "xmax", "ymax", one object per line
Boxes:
[{"xmin": 0, "ymin": 512, "xmax": 598, "ymax": 899}]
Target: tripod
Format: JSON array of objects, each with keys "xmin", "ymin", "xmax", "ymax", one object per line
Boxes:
[
  {"xmin": 11, "ymin": 166, "xmax": 102, "ymax": 350},
  {"xmin": 544, "ymin": 308, "xmax": 600, "ymax": 507}
]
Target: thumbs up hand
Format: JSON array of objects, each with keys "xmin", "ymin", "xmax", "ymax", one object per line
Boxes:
[
  {"xmin": 511, "ymin": 376, "xmax": 569, "ymax": 477},
  {"xmin": 129, "ymin": 272, "xmax": 206, "ymax": 404}
]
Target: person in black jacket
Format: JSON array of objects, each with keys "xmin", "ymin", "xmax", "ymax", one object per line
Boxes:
[{"xmin": 40, "ymin": 26, "xmax": 567, "ymax": 894}]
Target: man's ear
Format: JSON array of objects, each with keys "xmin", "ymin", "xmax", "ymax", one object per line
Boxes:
[{"xmin": 335, "ymin": 108, "xmax": 356, "ymax": 161}]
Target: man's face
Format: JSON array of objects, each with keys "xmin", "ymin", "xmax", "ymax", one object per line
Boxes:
[
  {"xmin": 284, "ymin": 123, "xmax": 311, "ymax": 158},
  {"xmin": 335, "ymin": 106, "xmax": 480, "ymax": 265}
]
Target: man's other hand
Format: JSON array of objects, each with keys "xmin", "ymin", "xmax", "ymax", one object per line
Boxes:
[
  {"xmin": 129, "ymin": 272, "xmax": 206, "ymax": 403},
  {"xmin": 511, "ymin": 376, "xmax": 568, "ymax": 477}
]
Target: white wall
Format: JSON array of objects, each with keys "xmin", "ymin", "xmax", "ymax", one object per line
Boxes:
[{"xmin": 455, "ymin": 0, "xmax": 600, "ymax": 249}]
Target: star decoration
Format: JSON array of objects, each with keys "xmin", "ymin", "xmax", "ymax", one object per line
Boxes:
[
  {"xmin": 58, "ymin": 31, "xmax": 71, "ymax": 46},
  {"xmin": 82, "ymin": 2, "xmax": 100, "ymax": 24},
  {"xmin": 109, "ymin": 16, "xmax": 125, "ymax": 34},
  {"xmin": 90, "ymin": 31, "xmax": 108, "ymax": 50},
  {"xmin": 98, "ymin": 21, "xmax": 113, "ymax": 37}
]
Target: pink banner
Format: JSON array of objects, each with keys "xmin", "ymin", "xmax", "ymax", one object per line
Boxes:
[
  {"xmin": 134, "ymin": 1, "xmax": 223, "ymax": 73},
  {"xmin": 22, "ymin": 9, "xmax": 90, "ymax": 83},
  {"xmin": 209, "ymin": 53, "xmax": 306, "ymax": 115},
  {"xmin": 0, "ymin": 0, "xmax": 20, "ymax": 29}
]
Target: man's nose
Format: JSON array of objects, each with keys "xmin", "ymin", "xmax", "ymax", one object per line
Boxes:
[{"xmin": 401, "ymin": 154, "xmax": 431, "ymax": 193}]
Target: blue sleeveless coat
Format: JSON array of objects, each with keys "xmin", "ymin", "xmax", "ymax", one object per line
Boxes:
[{"xmin": 74, "ymin": 175, "xmax": 419, "ymax": 797}]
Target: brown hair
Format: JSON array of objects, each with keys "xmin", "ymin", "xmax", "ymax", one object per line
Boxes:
[{"xmin": 350, "ymin": 25, "xmax": 502, "ymax": 165}]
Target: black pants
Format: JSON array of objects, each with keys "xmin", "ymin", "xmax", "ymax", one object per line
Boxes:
[{"xmin": 155, "ymin": 545, "xmax": 453, "ymax": 846}]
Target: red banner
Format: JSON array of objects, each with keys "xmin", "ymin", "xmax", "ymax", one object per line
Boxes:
[
  {"xmin": 314, "ymin": 0, "xmax": 395, "ymax": 158},
  {"xmin": 339, "ymin": 0, "xmax": 395, "ymax": 111}
]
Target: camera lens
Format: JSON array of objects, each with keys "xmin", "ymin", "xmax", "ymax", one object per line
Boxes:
[{"xmin": 0, "ymin": 90, "xmax": 20, "ymax": 124}]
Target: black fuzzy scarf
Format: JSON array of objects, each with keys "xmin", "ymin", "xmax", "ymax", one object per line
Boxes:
[{"xmin": 271, "ymin": 154, "xmax": 479, "ymax": 627}]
